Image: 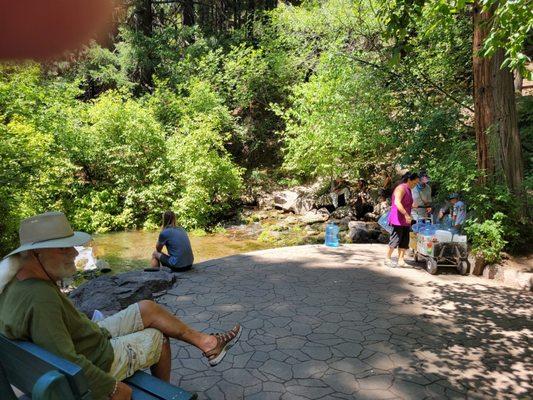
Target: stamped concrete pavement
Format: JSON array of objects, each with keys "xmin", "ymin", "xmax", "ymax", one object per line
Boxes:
[{"xmin": 156, "ymin": 244, "xmax": 532, "ymax": 400}]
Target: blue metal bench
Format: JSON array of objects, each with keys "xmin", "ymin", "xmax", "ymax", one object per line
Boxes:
[{"xmin": 0, "ymin": 334, "xmax": 197, "ymax": 400}]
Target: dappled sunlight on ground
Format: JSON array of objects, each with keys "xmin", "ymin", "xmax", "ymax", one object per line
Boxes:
[{"xmin": 155, "ymin": 244, "xmax": 531, "ymax": 399}]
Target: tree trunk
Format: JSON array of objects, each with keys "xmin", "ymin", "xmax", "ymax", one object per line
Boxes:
[
  {"xmin": 182, "ymin": 0, "xmax": 195, "ymax": 27},
  {"xmin": 472, "ymin": 1, "xmax": 524, "ymax": 211},
  {"xmin": 133, "ymin": 0, "xmax": 154, "ymax": 89},
  {"xmin": 247, "ymin": 0, "xmax": 256, "ymax": 38}
]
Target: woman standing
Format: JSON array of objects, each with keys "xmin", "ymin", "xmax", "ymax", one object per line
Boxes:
[
  {"xmin": 147, "ymin": 211, "xmax": 194, "ymax": 272},
  {"xmin": 385, "ymin": 172, "xmax": 419, "ymax": 267}
]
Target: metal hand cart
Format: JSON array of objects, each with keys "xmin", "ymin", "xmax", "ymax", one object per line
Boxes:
[{"xmin": 410, "ymin": 219, "xmax": 470, "ymax": 275}]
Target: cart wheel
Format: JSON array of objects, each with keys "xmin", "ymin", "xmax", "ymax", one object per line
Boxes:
[
  {"xmin": 426, "ymin": 258, "xmax": 438, "ymax": 275},
  {"xmin": 458, "ymin": 260, "xmax": 470, "ymax": 275}
]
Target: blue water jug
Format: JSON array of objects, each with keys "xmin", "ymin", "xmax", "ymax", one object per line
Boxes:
[{"xmin": 324, "ymin": 222, "xmax": 340, "ymax": 247}]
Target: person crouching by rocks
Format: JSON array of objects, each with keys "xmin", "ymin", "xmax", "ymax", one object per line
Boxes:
[
  {"xmin": 370, "ymin": 189, "xmax": 391, "ymax": 220},
  {"xmin": 0, "ymin": 212, "xmax": 242, "ymax": 400},
  {"xmin": 353, "ymin": 178, "xmax": 374, "ymax": 220},
  {"xmin": 385, "ymin": 172, "xmax": 419, "ymax": 267},
  {"xmin": 149, "ymin": 210, "xmax": 194, "ymax": 272}
]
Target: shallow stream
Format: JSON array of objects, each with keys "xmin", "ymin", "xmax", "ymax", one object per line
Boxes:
[{"xmin": 91, "ymin": 228, "xmax": 274, "ymax": 274}]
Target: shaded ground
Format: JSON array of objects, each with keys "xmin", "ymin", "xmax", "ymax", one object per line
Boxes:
[{"xmin": 156, "ymin": 244, "xmax": 532, "ymax": 400}]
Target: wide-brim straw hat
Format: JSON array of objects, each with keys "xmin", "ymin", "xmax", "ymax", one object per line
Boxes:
[{"xmin": 4, "ymin": 211, "xmax": 91, "ymax": 258}]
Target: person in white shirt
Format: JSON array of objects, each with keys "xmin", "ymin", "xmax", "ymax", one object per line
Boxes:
[{"xmin": 411, "ymin": 173, "xmax": 432, "ymax": 222}]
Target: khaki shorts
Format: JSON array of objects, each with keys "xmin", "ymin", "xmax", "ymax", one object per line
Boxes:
[{"xmin": 97, "ymin": 303, "xmax": 164, "ymax": 380}]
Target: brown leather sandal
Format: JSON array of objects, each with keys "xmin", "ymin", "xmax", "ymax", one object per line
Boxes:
[{"xmin": 203, "ymin": 324, "xmax": 242, "ymax": 366}]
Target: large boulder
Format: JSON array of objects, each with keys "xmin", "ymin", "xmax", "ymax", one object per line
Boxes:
[
  {"xmin": 349, "ymin": 221, "xmax": 369, "ymax": 243},
  {"xmin": 69, "ymin": 270, "xmax": 177, "ymax": 316},
  {"xmin": 301, "ymin": 208, "xmax": 330, "ymax": 224},
  {"xmin": 273, "ymin": 190, "xmax": 300, "ymax": 212},
  {"xmin": 293, "ymin": 196, "xmax": 315, "ymax": 214},
  {"xmin": 273, "ymin": 189, "xmax": 315, "ymax": 214},
  {"xmin": 348, "ymin": 221, "xmax": 386, "ymax": 243}
]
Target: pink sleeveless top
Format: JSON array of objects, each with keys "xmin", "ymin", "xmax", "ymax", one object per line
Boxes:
[{"xmin": 388, "ymin": 183, "xmax": 413, "ymax": 227}]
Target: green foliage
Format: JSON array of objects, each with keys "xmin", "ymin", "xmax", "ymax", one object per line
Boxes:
[
  {"xmin": 380, "ymin": 0, "xmax": 533, "ymax": 78},
  {"xmin": 0, "ymin": 0, "xmax": 530, "ymax": 263},
  {"xmin": 165, "ymin": 80, "xmax": 244, "ymax": 228},
  {"xmin": 466, "ymin": 212, "xmax": 507, "ymax": 264},
  {"xmin": 280, "ymin": 52, "xmax": 394, "ymax": 180},
  {"xmin": 517, "ymin": 96, "xmax": 533, "ymax": 191},
  {"xmin": 66, "ymin": 91, "xmax": 170, "ymax": 232},
  {"xmin": 0, "ymin": 66, "xmax": 243, "ymax": 255}
]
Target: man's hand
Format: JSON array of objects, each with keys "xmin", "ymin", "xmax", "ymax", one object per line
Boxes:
[
  {"xmin": 111, "ymin": 382, "xmax": 132, "ymax": 400},
  {"xmin": 405, "ymin": 215, "xmax": 412, "ymax": 224}
]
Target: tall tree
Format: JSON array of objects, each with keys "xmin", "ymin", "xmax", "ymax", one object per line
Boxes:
[
  {"xmin": 131, "ymin": 0, "xmax": 154, "ymax": 89},
  {"xmin": 472, "ymin": 1, "xmax": 523, "ymax": 193},
  {"xmin": 182, "ymin": 0, "xmax": 195, "ymax": 26},
  {"xmin": 382, "ymin": 0, "xmax": 530, "ymax": 214}
]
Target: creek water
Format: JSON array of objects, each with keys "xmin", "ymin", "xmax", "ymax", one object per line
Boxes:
[{"xmin": 90, "ymin": 228, "xmax": 273, "ymax": 274}]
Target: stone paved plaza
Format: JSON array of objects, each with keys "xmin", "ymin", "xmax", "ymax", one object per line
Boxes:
[{"xmin": 156, "ymin": 244, "xmax": 532, "ymax": 400}]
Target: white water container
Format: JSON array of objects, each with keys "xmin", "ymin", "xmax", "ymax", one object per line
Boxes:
[
  {"xmin": 453, "ymin": 235, "xmax": 467, "ymax": 243},
  {"xmin": 435, "ymin": 230, "xmax": 453, "ymax": 243}
]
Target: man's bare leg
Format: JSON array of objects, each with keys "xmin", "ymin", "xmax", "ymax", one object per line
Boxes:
[
  {"xmin": 150, "ymin": 336, "xmax": 171, "ymax": 382},
  {"xmin": 138, "ymin": 300, "xmax": 217, "ymax": 354}
]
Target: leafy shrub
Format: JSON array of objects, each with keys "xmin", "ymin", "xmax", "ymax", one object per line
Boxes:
[
  {"xmin": 466, "ymin": 213, "xmax": 507, "ymax": 264},
  {"xmin": 279, "ymin": 52, "xmax": 394, "ymax": 180},
  {"xmin": 166, "ymin": 80, "xmax": 244, "ymax": 228}
]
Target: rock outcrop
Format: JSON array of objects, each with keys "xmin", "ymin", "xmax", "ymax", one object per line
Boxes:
[{"xmin": 69, "ymin": 270, "xmax": 177, "ymax": 316}]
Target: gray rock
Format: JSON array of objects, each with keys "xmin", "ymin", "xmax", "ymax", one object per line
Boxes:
[
  {"xmin": 377, "ymin": 233, "xmax": 389, "ymax": 244},
  {"xmin": 273, "ymin": 190, "xmax": 300, "ymax": 212},
  {"xmin": 348, "ymin": 221, "xmax": 384, "ymax": 243},
  {"xmin": 293, "ymin": 197, "xmax": 315, "ymax": 215},
  {"xmin": 301, "ymin": 209, "xmax": 330, "ymax": 224},
  {"xmin": 69, "ymin": 270, "xmax": 177, "ymax": 316},
  {"xmin": 330, "ymin": 206, "xmax": 352, "ymax": 219},
  {"xmin": 349, "ymin": 223, "xmax": 369, "ymax": 243}
]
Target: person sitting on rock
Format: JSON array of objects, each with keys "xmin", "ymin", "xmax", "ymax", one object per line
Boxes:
[
  {"xmin": 351, "ymin": 179, "xmax": 374, "ymax": 220},
  {"xmin": 367, "ymin": 190, "xmax": 390, "ymax": 220},
  {"xmin": 0, "ymin": 212, "xmax": 242, "ymax": 400},
  {"xmin": 315, "ymin": 178, "xmax": 350, "ymax": 212},
  {"xmin": 149, "ymin": 210, "xmax": 194, "ymax": 272}
]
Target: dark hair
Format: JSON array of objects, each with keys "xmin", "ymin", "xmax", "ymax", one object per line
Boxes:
[
  {"xmin": 401, "ymin": 172, "xmax": 419, "ymax": 183},
  {"xmin": 407, "ymin": 172, "xmax": 419, "ymax": 181},
  {"xmin": 162, "ymin": 210, "xmax": 176, "ymax": 229}
]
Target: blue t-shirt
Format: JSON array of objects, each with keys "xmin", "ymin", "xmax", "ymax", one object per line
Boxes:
[{"xmin": 158, "ymin": 227, "xmax": 194, "ymax": 268}]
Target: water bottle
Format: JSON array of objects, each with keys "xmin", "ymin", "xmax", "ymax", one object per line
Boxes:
[
  {"xmin": 91, "ymin": 309, "xmax": 105, "ymax": 322},
  {"xmin": 325, "ymin": 222, "xmax": 340, "ymax": 247}
]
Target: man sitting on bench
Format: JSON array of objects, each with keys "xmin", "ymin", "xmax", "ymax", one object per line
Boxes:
[{"xmin": 0, "ymin": 212, "xmax": 242, "ymax": 400}]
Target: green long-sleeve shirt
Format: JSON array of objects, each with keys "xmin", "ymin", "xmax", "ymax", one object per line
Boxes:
[{"xmin": 0, "ymin": 278, "xmax": 115, "ymax": 400}]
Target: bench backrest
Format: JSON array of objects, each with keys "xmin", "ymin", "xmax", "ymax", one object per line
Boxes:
[{"xmin": 0, "ymin": 334, "xmax": 90, "ymax": 400}]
